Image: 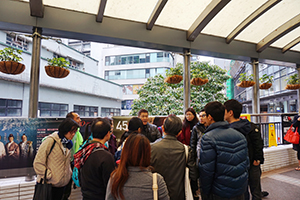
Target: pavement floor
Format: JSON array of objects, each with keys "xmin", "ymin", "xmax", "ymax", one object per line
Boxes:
[{"xmin": 260, "ymin": 164, "xmax": 300, "ymax": 200}]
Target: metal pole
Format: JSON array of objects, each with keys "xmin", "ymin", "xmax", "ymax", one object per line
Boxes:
[
  {"xmin": 28, "ymin": 27, "xmax": 42, "ymax": 118},
  {"xmin": 297, "ymin": 64, "xmax": 300, "ymax": 112},
  {"xmin": 183, "ymin": 49, "xmax": 191, "ymax": 113},
  {"xmin": 251, "ymin": 58, "xmax": 260, "ymax": 123}
]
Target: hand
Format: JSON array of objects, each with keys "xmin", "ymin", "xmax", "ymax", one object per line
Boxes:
[
  {"xmin": 298, "ymin": 117, "xmax": 300, "ymax": 121},
  {"xmin": 253, "ymin": 160, "xmax": 260, "ymax": 166}
]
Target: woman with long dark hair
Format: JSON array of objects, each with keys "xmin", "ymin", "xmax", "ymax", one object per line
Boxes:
[
  {"xmin": 177, "ymin": 108, "xmax": 199, "ymax": 145},
  {"xmin": 106, "ymin": 134, "xmax": 169, "ymax": 200},
  {"xmin": 114, "ymin": 117, "xmax": 143, "ymax": 162}
]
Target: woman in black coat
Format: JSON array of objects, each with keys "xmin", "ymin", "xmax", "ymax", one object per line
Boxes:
[{"xmin": 292, "ymin": 113, "xmax": 300, "ymax": 171}]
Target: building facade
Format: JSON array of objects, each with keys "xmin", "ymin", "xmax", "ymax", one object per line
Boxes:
[{"xmin": 0, "ymin": 31, "xmax": 122, "ymax": 118}]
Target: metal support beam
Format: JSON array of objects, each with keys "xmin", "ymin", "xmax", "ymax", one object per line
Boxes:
[
  {"xmin": 297, "ymin": 64, "xmax": 300, "ymax": 113},
  {"xmin": 282, "ymin": 36, "xmax": 300, "ymax": 53},
  {"xmin": 226, "ymin": 0, "xmax": 281, "ymax": 44},
  {"xmin": 257, "ymin": 14, "xmax": 300, "ymax": 52},
  {"xmin": 187, "ymin": 0, "xmax": 230, "ymax": 41},
  {"xmin": 183, "ymin": 49, "xmax": 191, "ymax": 113},
  {"xmin": 251, "ymin": 58, "xmax": 260, "ymax": 123},
  {"xmin": 146, "ymin": 0, "xmax": 168, "ymax": 30},
  {"xmin": 29, "ymin": 0, "xmax": 44, "ymax": 18},
  {"xmin": 96, "ymin": 0, "xmax": 107, "ymax": 23},
  {"xmin": 28, "ymin": 27, "xmax": 42, "ymax": 118}
]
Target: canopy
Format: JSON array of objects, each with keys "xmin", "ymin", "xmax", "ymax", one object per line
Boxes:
[{"xmin": 1, "ymin": 0, "xmax": 300, "ymax": 66}]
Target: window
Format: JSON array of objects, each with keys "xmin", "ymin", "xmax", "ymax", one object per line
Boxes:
[
  {"xmin": 74, "ymin": 105, "xmax": 98, "ymax": 117},
  {"xmin": 0, "ymin": 99, "xmax": 22, "ymax": 117},
  {"xmin": 6, "ymin": 34, "xmax": 29, "ymax": 51},
  {"xmin": 121, "ymin": 100, "xmax": 133, "ymax": 110},
  {"xmin": 101, "ymin": 108, "xmax": 120, "ymax": 117},
  {"xmin": 39, "ymin": 102, "xmax": 68, "ymax": 117}
]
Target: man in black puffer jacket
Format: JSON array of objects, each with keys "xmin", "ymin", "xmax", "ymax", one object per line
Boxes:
[
  {"xmin": 199, "ymin": 101, "xmax": 249, "ymax": 200},
  {"xmin": 224, "ymin": 99, "xmax": 267, "ymax": 200}
]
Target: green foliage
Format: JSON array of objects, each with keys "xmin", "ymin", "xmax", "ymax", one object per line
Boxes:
[
  {"xmin": 165, "ymin": 64, "xmax": 183, "ymax": 76},
  {"xmin": 47, "ymin": 57, "xmax": 70, "ymax": 68},
  {"xmin": 286, "ymin": 74, "xmax": 300, "ymax": 85},
  {"xmin": 0, "ymin": 47, "xmax": 23, "ymax": 62},
  {"xmin": 130, "ymin": 61, "xmax": 230, "ymax": 115},
  {"xmin": 239, "ymin": 72, "xmax": 253, "ymax": 82},
  {"xmin": 259, "ymin": 74, "xmax": 273, "ymax": 84}
]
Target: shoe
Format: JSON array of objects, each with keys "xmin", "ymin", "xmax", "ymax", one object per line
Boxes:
[
  {"xmin": 295, "ymin": 166, "xmax": 300, "ymax": 171},
  {"xmin": 262, "ymin": 191, "xmax": 269, "ymax": 198}
]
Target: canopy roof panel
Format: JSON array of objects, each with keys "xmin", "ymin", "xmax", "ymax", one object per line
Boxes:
[{"xmin": 2, "ymin": 0, "xmax": 300, "ymax": 65}]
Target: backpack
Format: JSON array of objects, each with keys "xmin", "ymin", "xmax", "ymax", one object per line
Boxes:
[{"xmin": 72, "ymin": 135, "xmax": 93, "ymax": 187}]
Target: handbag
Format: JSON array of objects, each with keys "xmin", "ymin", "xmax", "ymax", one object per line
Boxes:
[
  {"xmin": 184, "ymin": 145, "xmax": 193, "ymax": 200},
  {"xmin": 33, "ymin": 140, "xmax": 56, "ymax": 200},
  {"xmin": 152, "ymin": 173, "xmax": 158, "ymax": 200},
  {"xmin": 284, "ymin": 125, "xmax": 299, "ymax": 144}
]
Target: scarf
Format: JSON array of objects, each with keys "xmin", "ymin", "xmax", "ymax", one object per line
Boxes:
[{"xmin": 74, "ymin": 142, "xmax": 107, "ymax": 170}]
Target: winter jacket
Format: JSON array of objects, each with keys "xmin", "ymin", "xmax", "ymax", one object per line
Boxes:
[
  {"xmin": 230, "ymin": 119, "xmax": 264, "ymax": 164},
  {"xmin": 151, "ymin": 135, "xmax": 198, "ymax": 200},
  {"xmin": 106, "ymin": 167, "xmax": 169, "ymax": 200},
  {"xmin": 80, "ymin": 141, "xmax": 115, "ymax": 200},
  {"xmin": 190, "ymin": 122, "xmax": 206, "ymax": 162},
  {"xmin": 142, "ymin": 123, "xmax": 162, "ymax": 143},
  {"xmin": 33, "ymin": 132, "xmax": 72, "ymax": 187},
  {"xmin": 199, "ymin": 121, "xmax": 249, "ymax": 199}
]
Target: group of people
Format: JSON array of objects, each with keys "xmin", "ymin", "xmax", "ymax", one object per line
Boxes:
[
  {"xmin": 0, "ymin": 133, "xmax": 33, "ymax": 166},
  {"xmin": 33, "ymin": 99, "xmax": 271, "ymax": 200}
]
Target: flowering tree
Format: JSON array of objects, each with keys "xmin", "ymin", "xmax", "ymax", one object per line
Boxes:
[{"xmin": 130, "ymin": 61, "xmax": 230, "ymax": 115}]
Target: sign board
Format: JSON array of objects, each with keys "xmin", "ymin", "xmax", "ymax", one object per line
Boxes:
[
  {"xmin": 268, "ymin": 123, "xmax": 277, "ymax": 147},
  {"xmin": 240, "ymin": 114, "xmax": 251, "ymax": 121}
]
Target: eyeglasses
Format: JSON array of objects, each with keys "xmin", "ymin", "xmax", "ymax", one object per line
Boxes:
[{"xmin": 199, "ymin": 114, "xmax": 206, "ymax": 118}]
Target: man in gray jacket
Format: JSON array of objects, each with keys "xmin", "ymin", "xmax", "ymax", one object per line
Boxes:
[{"xmin": 151, "ymin": 115, "xmax": 198, "ymax": 200}]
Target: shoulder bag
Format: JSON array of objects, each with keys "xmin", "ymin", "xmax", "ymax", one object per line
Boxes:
[
  {"xmin": 184, "ymin": 145, "xmax": 193, "ymax": 200},
  {"xmin": 33, "ymin": 139, "xmax": 56, "ymax": 200},
  {"xmin": 284, "ymin": 125, "xmax": 299, "ymax": 144},
  {"xmin": 153, "ymin": 172, "xmax": 158, "ymax": 200}
]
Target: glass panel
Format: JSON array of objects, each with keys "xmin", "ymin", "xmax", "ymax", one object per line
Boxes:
[
  {"xmin": 60, "ymin": 110, "xmax": 68, "ymax": 117},
  {"xmin": 274, "ymin": 79, "xmax": 280, "ymax": 92},
  {"xmin": 280, "ymin": 69, "xmax": 286, "ymax": 76},
  {"xmin": 61, "ymin": 104, "xmax": 68, "ymax": 110},
  {"xmin": 40, "ymin": 103, "xmax": 51, "ymax": 110},
  {"xmin": 40, "ymin": 110, "xmax": 51, "ymax": 117},
  {"xmin": 7, "ymin": 109, "xmax": 21, "ymax": 116},
  {"xmin": 280, "ymin": 76, "xmax": 287, "ymax": 90},
  {"xmin": 85, "ymin": 107, "xmax": 89, "ymax": 111},
  {"xmin": 7, "ymin": 100, "xmax": 21, "ymax": 108},
  {"xmin": 0, "ymin": 108, "xmax": 6, "ymax": 116},
  {"xmin": 52, "ymin": 104, "xmax": 60, "ymax": 110},
  {"xmin": 0, "ymin": 99, "xmax": 6, "ymax": 107},
  {"xmin": 51, "ymin": 111, "xmax": 60, "ymax": 116}
]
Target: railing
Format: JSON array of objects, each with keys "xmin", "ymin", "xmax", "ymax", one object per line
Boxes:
[{"xmin": 249, "ymin": 112, "xmax": 297, "ymax": 147}]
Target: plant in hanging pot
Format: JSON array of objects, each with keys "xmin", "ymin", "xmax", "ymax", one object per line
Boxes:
[
  {"xmin": 285, "ymin": 74, "xmax": 300, "ymax": 89},
  {"xmin": 236, "ymin": 72, "xmax": 255, "ymax": 88},
  {"xmin": 0, "ymin": 47, "xmax": 25, "ymax": 75},
  {"xmin": 164, "ymin": 65, "xmax": 183, "ymax": 84},
  {"xmin": 45, "ymin": 57, "xmax": 70, "ymax": 78},
  {"xmin": 190, "ymin": 69, "xmax": 209, "ymax": 86},
  {"xmin": 259, "ymin": 74, "xmax": 273, "ymax": 89}
]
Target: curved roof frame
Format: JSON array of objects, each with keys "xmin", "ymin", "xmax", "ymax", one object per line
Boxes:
[{"xmin": 0, "ymin": 0, "xmax": 299, "ymax": 66}]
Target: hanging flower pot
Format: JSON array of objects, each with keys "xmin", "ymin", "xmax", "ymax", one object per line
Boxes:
[
  {"xmin": 45, "ymin": 57, "xmax": 70, "ymax": 78},
  {"xmin": 285, "ymin": 74, "xmax": 300, "ymax": 90},
  {"xmin": 0, "ymin": 61, "xmax": 25, "ymax": 75},
  {"xmin": 0, "ymin": 48, "xmax": 25, "ymax": 75},
  {"xmin": 236, "ymin": 81, "xmax": 255, "ymax": 88},
  {"xmin": 285, "ymin": 84, "xmax": 300, "ymax": 90},
  {"xmin": 45, "ymin": 65, "xmax": 70, "ymax": 78},
  {"xmin": 191, "ymin": 77, "xmax": 209, "ymax": 86},
  {"xmin": 259, "ymin": 83, "xmax": 272, "ymax": 89},
  {"xmin": 164, "ymin": 75, "xmax": 183, "ymax": 84}
]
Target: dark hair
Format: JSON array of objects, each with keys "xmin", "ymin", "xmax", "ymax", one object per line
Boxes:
[
  {"xmin": 204, "ymin": 101, "xmax": 225, "ymax": 122},
  {"xmin": 8, "ymin": 134, "xmax": 14, "ymax": 138},
  {"xmin": 183, "ymin": 108, "xmax": 199, "ymax": 128},
  {"xmin": 104, "ymin": 117, "xmax": 113, "ymax": 125},
  {"xmin": 138, "ymin": 109, "xmax": 148, "ymax": 116},
  {"xmin": 58, "ymin": 118, "xmax": 79, "ymax": 138},
  {"xmin": 224, "ymin": 99, "xmax": 242, "ymax": 119},
  {"xmin": 66, "ymin": 111, "xmax": 76, "ymax": 119},
  {"xmin": 199, "ymin": 109, "xmax": 205, "ymax": 113},
  {"xmin": 110, "ymin": 134, "xmax": 151, "ymax": 200},
  {"xmin": 21, "ymin": 134, "xmax": 27, "ymax": 139},
  {"xmin": 89, "ymin": 118, "xmax": 111, "ymax": 139},
  {"xmin": 118, "ymin": 117, "xmax": 143, "ymax": 147},
  {"xmin": 164, "ymin": 115, "xmax": 182, "ymax": 136}
]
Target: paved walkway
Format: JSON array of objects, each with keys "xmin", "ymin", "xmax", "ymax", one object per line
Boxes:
[{"xmin": 260, "ymin": 164, "xmax": 300, "ymax": 200}]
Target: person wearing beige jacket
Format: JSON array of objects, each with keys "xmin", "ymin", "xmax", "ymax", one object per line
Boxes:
[{"xmin": 34, "ymin": 118, "xmax": 79, "ymax": 200}]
